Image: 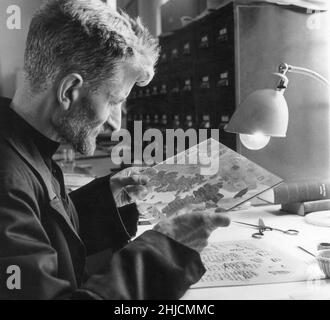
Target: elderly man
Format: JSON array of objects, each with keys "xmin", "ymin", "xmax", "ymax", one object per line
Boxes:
[{"xmin": 0, "ymin": 0, "xmax": 230, "ymax": 300}]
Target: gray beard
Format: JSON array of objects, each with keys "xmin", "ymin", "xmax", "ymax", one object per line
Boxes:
[{"xmin": 52, "ymin": 98, "xmax": 101, "ymax": 155}]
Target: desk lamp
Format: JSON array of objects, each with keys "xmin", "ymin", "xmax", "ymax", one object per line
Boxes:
[{"xmin": 225, "ymin": 63, "xmax": 330, "ymax": 150}]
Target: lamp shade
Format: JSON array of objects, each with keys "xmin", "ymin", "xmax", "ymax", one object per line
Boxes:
[{"xmin": 225, "ymin": 89, "xmax": 289, "ymax": 137}]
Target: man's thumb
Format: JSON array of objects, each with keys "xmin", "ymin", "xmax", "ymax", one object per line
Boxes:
[{"xmin": 208, "ymin": 213, "xmax": 231, "ymax": 228}]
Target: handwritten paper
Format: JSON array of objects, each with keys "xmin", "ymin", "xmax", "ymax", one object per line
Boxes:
[{"xmin": 192, "ymin": 240, "xmax": 312, "ymax": 288}]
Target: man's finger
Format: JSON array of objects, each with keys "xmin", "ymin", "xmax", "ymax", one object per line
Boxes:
[
  {"xmin": 206, "ymin": 213, "xmax": 230, "ymax": 229},
  {"xmin": 141, "ymin": 167, "xmax": 158, "ymax": 176},
  {"xmin": 125, "ymin": 185, "xmax": 149, "ymax": 201},
  {"xmin": 127, "ymin": 166, "xmax": 148, "ymax": 175},
  {"xmin": 115, "ymin": 174, "xmax": 149, "ymax": 188},
  {"xmin": 129, "ymin": 166, "xmax": 158, "ymax": 177},
  {"xmin": 175, "ymin": 204, "xmax": 203, "ymax": 216}
]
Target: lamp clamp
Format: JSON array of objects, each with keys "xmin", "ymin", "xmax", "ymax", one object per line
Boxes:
[{"xmin": 271, "ymin": 62, "xmax": 290, "ymax": 91}]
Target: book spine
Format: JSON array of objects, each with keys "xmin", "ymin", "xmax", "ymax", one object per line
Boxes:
[
  {"xmin": 274, "ymin": 181, "xmax": 330, "ymax": 204},
  {"xmin": 281, "ymin": 199, "xmax": 330, "ymax": 216},
  {"xmin": 304, "ymin": 199, "xmax": 330, "ymax": 213}
]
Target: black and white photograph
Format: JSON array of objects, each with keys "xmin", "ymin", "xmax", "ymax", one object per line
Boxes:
[{"xmin": 0, "ymin": 0, "xmax": 329, "ymax": 307}]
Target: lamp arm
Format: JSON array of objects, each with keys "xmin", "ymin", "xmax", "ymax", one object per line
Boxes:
[{"xmin": 280, "ymin": 63, "xmax": 330, "ymax": 87}]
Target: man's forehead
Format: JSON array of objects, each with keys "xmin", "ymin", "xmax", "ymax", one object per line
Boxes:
[{"xmin": 102, "ymin": 55, "xmax": 155, "ymax": 102}]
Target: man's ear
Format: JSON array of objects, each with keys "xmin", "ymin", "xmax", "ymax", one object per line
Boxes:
[{"xmin": 57, "ymin": 74, "xmax": 84, "ymax": 110}]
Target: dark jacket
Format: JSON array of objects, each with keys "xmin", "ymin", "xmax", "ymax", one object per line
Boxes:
[{"xmin": 0, "ymin": 97, "xmax": 205, "ymax": 300}]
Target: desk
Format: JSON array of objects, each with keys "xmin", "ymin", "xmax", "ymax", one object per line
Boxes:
[
  {"xmin": 58, "ymin": 155, "xmax": 330, "ymax": 299},
  {"xmin": 55, "ymin": 145, "xmax": 122, "ymax": 178},
  {"xmin": 138, "ymin": 205, "xmax": 330, "ymax": 300}
]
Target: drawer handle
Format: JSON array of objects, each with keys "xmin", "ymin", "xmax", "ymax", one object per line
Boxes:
[
  {"xmin": 183, "ymin": 43, "xmax": 191, "ymax": 55},
  {"xmin": 152, "ymin": 86, "xmax": 158, "ymax": 96},
  {"xmin": 217, "ymin": 72, "xmax": 229, "ymax": 87},
  {"xmin": 153, "ymin": 115, "xmax": 159, "ymax": 124},
  {"xmin": 199, "ymin": 35, "xmax": 209, "ymax": 48},
  {"xmin": 171, "ymin": 86, "xmax": 180, "ymax": 94},
  {"xmin": 183, "ymin": 79, "xmax": 192, "ymax": 92},
  {"xmin": 171, "ymin": 48, "xmax": 179, "ymax": 59},
  {"xmin": 145, "ymin": 89, "xmax": 151, "ymax": 97},
  {"xmin": 200, "ymin": 76, "xmax": 210, "ymax": 89},
  {"xmin": 160, "ymin": 84, "xmax": 167, "ymax": 95},
  {"xmin": 217, "ymin": 27, "xmax": 228, "ymax": 42},
  {"xmin": 161, "ymin": 52, "xmax": 167, "ymax": 62},
  {"xmin": 145, "ymin": 115, "xmax": 151, "ymax": 124}
]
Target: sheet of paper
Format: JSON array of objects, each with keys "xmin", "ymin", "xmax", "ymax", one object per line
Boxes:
[
  {"xmin": 63, "ymin": 173, "xmax": 95, "ymax": 190},
  {"xmin": 137, "ymin": 138, "xmax": 282, "ymax": 218},
  {"xmin": 192, "ymin": 240, "xmax": 320, "ymax": 288},
  {"xmin": 290, "ymin": 287, "xmax": 330, "ymax": 300}
]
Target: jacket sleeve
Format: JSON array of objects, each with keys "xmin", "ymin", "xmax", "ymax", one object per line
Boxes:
[
  {"xmin": 0, "ymin": 172, "xmax": 205, "ymax": 300},
  {"xmin": 69, "ymin": 175, "xmax": 139, "ymax": 256},
  {"xmin": 77, "ymin": 230, "xmax": 206, "ymax": 300}
]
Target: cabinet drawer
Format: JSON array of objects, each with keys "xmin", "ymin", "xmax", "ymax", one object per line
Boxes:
[
  {"xmin": 180, "ymin": 69, "xmax": 195, "ymax": 98},
  {"xmin": 168, "ymin": 33, "xmax": 180, "ymax": 68},
  {"xmin": 195, "ymin": 17, "xmax": 215, "ymax": 61},
  {"xmin": 158, "ymin": 33, "xmax": 173, "ymax": 71},
  {"xmin": 213, "ymin": 5, "xmax": 234, "ymax": 59},
  {"xmin": 194, "ymin": 63, "xmax": 215, "ymax": 96},
  {"xmin": 212, "ymin": 60, "xmax": 235, "ymax": 106},
  {"xmin": 177, "ymin": 25, "xmax": 196, "ymax": 67},
  {"xmin": 195, "ymin": 99, "xmax": 217, "ymax": 128}
]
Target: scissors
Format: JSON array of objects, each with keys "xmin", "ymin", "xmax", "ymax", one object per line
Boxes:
[{"xmin": 233, "ymin": 218, "xmax": 299, "ymax": 239}]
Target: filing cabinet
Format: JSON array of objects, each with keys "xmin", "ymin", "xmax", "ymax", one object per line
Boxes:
[
  {"xmin": 127, "ymin": 2, "xmax": 238, "ymax": 151},
  {"xmin": 127, "ymin": 1, "xmax": 329, "ymax": 164}
]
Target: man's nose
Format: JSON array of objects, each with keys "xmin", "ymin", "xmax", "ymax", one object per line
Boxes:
[
  {"xmin": 107, "ymin": 104, "xmax": 122, "ymax": 132},
  {"xmin": 137, "ymin": 66, "xmax": 155, "ymax": 87}
]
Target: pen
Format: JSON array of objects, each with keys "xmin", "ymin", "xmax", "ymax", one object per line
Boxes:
[{"xmin": 297, "ymin": 246, "xmax": 316, "ymax": 257}]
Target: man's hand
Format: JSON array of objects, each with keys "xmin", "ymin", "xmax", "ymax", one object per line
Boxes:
[
  {"xmin": 110, "ymin": 167, "xmax": 156, "ymax": 208},
  {"xmin": 153, "ymin": 212, "xmax": 230, "ymax": 253}
]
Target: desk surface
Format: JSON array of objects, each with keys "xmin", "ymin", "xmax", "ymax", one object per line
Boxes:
[
  {"xmin": 57, "ymin": 154, "xmax": 330, "ymax": 300},
  {"xmin": 138, "ymin": 205, "xmax": 330, "ymax": 300}
]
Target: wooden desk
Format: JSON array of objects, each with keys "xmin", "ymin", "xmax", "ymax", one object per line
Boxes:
[{"xmin": 138, "ymin": 205, "xmax": 330, "ymax": 300}]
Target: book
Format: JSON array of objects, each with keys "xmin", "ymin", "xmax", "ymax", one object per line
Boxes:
[
  {"xmin": 281, "ymin": 199, "xmax": 330, "ymax": 216},
  {"xmin": 63, "ymin": 173, "xmax": 95, "ymax": 191},
  {"xmin": 137, "ymin": 138, "xmax": 283, "ymax": 219},
  {"xmin": 273, "ymin": 180, "xmax": 330, "ymax": 205}
]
